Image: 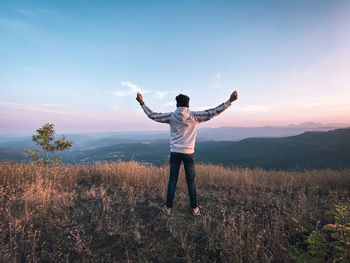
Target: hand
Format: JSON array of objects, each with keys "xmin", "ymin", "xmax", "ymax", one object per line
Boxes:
[
  {"xmin": 229, "ymin": 91, "xmax": 238, "ymax": 103},
  {"xmin": 136, "ymin": 92, "xmax": 144, "ymax": 105}
]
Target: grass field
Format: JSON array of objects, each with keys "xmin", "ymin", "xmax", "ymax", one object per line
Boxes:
[{"xmin": 0, "ymin": 161, "xmax": 349, "ymax": 262}]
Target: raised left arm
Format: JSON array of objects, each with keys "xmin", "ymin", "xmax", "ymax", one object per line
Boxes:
[
  {"xmin": 192, "ymin": 101, "xmax": 231, "ymax": 123},
  {"xmin": 192, "ymin": 91, "xmax": 238, "ymax": 123}
]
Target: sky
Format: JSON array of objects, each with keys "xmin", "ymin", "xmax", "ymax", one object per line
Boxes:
[{"xmin": 0, "ymin": 0, "xmax": 349, "ymax": 134}]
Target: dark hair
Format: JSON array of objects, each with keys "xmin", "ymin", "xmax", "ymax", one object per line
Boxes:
[{"xmin": 176, "ymin": 94, "xmax": 190, "ymax": 107}]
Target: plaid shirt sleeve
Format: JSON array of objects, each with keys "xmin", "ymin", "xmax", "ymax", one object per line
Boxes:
[
  {"xmin": 192, "ymin": 100, "xmax": 232, "ymax": 123},
  {"xmin": 141, "ymin": 103, "xmax": 171, "ymax": 124}
]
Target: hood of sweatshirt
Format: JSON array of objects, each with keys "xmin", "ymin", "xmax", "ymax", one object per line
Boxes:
[{"xmin": 173, "ymin": 107, "xmax": 191, "ymax": 122}]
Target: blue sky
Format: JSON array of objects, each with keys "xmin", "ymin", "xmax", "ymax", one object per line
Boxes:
[{"xmin": 0, "ymin": 0, "xmax": 349, "ymax": 134}]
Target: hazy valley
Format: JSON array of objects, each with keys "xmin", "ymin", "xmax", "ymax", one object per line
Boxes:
[{"xmin": 1, "ymin": 123, "xmax": 349, "ymax": 170}]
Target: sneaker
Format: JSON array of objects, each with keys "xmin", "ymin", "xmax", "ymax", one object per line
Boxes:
[
  {"xmin": 192, "ymin": 206, "xmax": 200, "ymax": 216},
  {"xmin": 161, "ymin": 203, "xmax": 171, "ymax": 215}
]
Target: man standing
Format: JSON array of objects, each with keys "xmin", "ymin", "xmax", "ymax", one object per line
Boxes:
[{"xmin": 136, "ymin": 91, "xmax": 238, "ymax": 216}]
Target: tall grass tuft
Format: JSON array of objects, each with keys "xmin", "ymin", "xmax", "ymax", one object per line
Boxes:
[{"xmin": 0, "ymin": 161, "xmax": 349, "ymax": 262}]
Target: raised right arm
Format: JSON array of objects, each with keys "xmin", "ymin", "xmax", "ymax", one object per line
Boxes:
[
  {"xmin": 141, "ymin": 104, "xmax": 171, "ymax": 123},
  {"xmin": 136, "ymin": 92, "xmax": 171, "ymax": 124}
]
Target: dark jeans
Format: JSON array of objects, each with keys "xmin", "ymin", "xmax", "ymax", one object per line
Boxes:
[{"xmin": 166, "ymin": 152, "xmax": 197, "ymax": 208}]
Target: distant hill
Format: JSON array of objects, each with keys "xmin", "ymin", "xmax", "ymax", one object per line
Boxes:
[
  {"xmin": 62, "ymin": 127, "xmax": 350, "ymax": 169},
  {"xmin": 196, "ymin": 128, "xmax": 350, "ymax": 169},
  {"xmin": 197, "ymin": 122, "xmax": 346, "ymax": 141},
  {"xmin": 1, "ymin": 127, "xmax": 349, "ymax": 170}
]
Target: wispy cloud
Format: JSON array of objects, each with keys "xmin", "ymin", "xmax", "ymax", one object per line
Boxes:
[
  {"xmin": 155, "ymin": 91, "xmax": 167, "ymax": 98},
  {"xmin": 0, "ymin": 101, "xmax": 65, "ymax": 114},
  {"xmin": 0, "ymin": 17, "xmax": 29, "ymax": 29},
  {"xmin": 0, "ymin": 100, "xmax": 97, "ymax": 117},
  {"xmin": 0, "ymin": 101, "xmax": 23, "ymax": 107},
  {"xmin": 164, "ymin": 101, "xmax": 175, "ymax": 107},
  {"xmin": 154, "ymin": 101, "xmax": 176, "ymax": 112},
  {"xmin": 17, "ymin": 8, "xmax": 55, "ymax": 18},
  {"xmin": 112, "ymin": 81, "xmax": 168, "ymax": 100},
  {"xmin": 23, "ymin": 66, "xmax": 41, "ymax": 72},
  {"xmin": 303, "ymin": 102, "xmax": 323, "ymax": 107},
  {"xmin": 12, "ymin": 8, "xmax": 70, "ymax": 29},
  {"xmin": 121, "ymin": 81, "xmax": 141, "ymax": 91},
  {"xmin": 232, "ymin": 104, "xmax": 275, "ymax": 113},
  {"xmin": 33, "ymin": 102, "xmax": 56, "ymax": 107},
  {"xmin": 303, "ymin": 102, "xmax": 350, "ymax": 112},
  {"xmin": 0, "ymin": 8, "xmax": 55, "ymax": 29},
  {"xmin": 112, "ymin": 81, "xmax": 146, "ymax": 97},
  {"xmin": 17, "ymin": 9, "xmax": 36, "ymax": 17},
  {"xmin": 0, "ymin": 9, "xmax": 59, "ymax": 33}
]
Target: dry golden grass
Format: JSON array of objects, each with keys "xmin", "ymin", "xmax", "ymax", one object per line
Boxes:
[{"xmin": 0, "ymin": 161, "xmax": 349, "ymax": 262}]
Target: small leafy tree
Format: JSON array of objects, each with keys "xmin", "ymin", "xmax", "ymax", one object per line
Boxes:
[
  {"xmin": 290, "ymin": 205, "xmax": 350, "ymax": 263},
  {"xmin": 323, "ymin": 205, "xmax": 350, "ymax": 261},
  {"xmin": 24, "ymin": 123, "xmax": 73, "ymax": 164}
]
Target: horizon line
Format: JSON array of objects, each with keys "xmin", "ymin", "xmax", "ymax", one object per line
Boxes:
[{"xmin": 1, "ymin": 122, "xmax": 349, "ymax": 136}]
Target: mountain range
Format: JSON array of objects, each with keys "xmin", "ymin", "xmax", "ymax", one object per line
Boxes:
[{"xmin": 0, "ymin": 124, "xmax": 349, "ymax": 170}]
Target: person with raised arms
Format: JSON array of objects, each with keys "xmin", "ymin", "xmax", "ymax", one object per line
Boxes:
[{"xmin": 136, "ymin": 91, "xmax": 238, "ymax": 216}]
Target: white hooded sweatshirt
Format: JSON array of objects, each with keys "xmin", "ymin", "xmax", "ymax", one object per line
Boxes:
[{"xmin": 141, "ymin": 100, "xmax": 232, "ymax": 154}]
